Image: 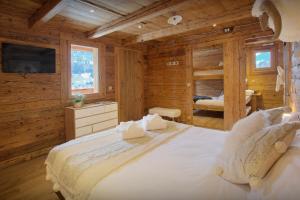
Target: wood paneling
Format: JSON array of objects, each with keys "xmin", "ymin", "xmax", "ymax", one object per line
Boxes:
[
  {"xmin": 246, "ymin": 42, "xmax": 284, "ymax": 109},
  {"xmin": 28, "ymin": 0, "xmax": 69, "ymax": 28},
  {"xmin": 144, "ymin": 47, "xmax": 188, "ymax": 122},
  {"xmin": 116, "ymin": 48, "xmax": 144, "ymax": 122},
  {"xmin": 0, "ymin": 0, "xmax": 254, "ymax": 42},
  {"xmin": 88, "ymin": 0, "xmax": 185, "ymax": 39},
  {"xmin": 223, "ymin": 38, "xmax": 246, "ymax": 130},
  {"xmin": 0, "ymin": 12, "xmax": 118, "ymax": 168},
  {"xmin": 132, "ymin": 5, "xmax": 252, "ymax": 43},
  {"xmin": 193, "ymin": 45, "xmax": 223, "ymax": 69},
  {"xmin": 194, "ymin": 80, "xmax": 223, "ymax": 97}
]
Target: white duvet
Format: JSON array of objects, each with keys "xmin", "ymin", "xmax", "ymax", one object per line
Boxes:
[{"xmin": 46, "ymin": 124, "xmax": 300, "ymax": 200}]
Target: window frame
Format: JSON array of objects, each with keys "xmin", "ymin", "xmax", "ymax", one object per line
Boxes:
[
  {"xmin": 67, "ymin": 41, "xmax": 105, "ymax": 100},
  {"xmin": 250, "ymin": 46, "xmax": 276, "ymax": 74}
]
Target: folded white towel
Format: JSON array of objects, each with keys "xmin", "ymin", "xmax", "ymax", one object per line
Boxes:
[
  {"xmin": 245, "ymin": 89, "xmax": 255, "ymax": 96},
  {"xmin": 142, "ymin": 114, "xmax": 167, "ymax": 131},
  {"xmin": 116, "ymin": 121, "xmax": 145, "ymax": 139}
]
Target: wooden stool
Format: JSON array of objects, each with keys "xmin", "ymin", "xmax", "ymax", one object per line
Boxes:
[{"xmin": 148, "ymin": 107, "xmax": 181, "ymax": 121}]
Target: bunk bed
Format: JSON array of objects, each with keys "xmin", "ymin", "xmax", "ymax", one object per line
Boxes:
[
  {"xmin": 193, "ymin": 90, "xmax": 255, "ymax": 113},
  {"xmin": 192, "ymin": 44, "xmax": 225, "ymax": 130},
  {"xmin": 192, "ymin": 89, "xmax": 259, "ymax": 130},
  {"xmin": 193, "ymin": 68, "xmax": 224, "ymax": 80}
]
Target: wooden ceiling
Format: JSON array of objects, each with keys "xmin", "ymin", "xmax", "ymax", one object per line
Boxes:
[{"xmin": 0, "ymin": 0, "xmax": 256, "ymax": 43}]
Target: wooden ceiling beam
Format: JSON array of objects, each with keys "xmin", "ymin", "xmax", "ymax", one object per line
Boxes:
[
  {"xmin": 28, "ymin": 0, "xmax": 69, "ymax": 28},
  {"xmin": 88, "ymin": 0, "xmax": 186, "ymax": 39},
  {"xmin": 126, "ymin": 5, "xmax": 253, "ymax": 44},
  {"xmin": 76, "ymin": 0, "xmax": 125, "ymax": 17}
]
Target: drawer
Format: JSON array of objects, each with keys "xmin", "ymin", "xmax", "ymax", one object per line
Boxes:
[
  {"xmin": 105, "ymin": 103, "xmax": 118, "ymax": 112},
  {"xmin": 75, "ymin": 106, "xmax": 106, "ymax": 119},
  {"xmin": 75, "ymin": 126, "xmax": 93, "ymax": 137},
  {"xmin": 93, "ymin": 119, "xmax": 118, "ymax": 132},
  {"xmin": 75, "ymin": 111, "xmax": 118, "ymax": 128}
]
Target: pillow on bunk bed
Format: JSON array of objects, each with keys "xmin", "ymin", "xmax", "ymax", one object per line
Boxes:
[
  {"xmin": 215, "ymin": 121, "xmax": 300, "ymax": 188},
  {"xmin": 193, "ymin": 95, "xmax": 212, "ymax": 102}
]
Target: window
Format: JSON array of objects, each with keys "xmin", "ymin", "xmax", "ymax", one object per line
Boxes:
[
  {"xmin": 71, "ymin": 44, "xmax": 99, "ymax": 95},
  {"xmin": 255, "ymin": 50, "xmax": 272, "ymax": 69}
]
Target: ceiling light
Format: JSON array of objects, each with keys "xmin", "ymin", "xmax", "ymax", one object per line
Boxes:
[
  {"xmin": 213, "ymin": 23, "xmax": 217, "ymax": 27},
  {"xmin": 167, "ymin": 15, "xmax": 182, "ymax": 26},
  {"xmin": 138, "ymin": 24, "xmax": 143, "ymax": 29},
  {"xmin": 90, "ymin": 9, "xmax": 95, "ymax": 13}
]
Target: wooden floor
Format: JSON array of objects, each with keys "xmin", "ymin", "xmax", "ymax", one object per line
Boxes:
[{"xmin": 0, "ymin": 156, "xmax": 58, "ymax": 200}]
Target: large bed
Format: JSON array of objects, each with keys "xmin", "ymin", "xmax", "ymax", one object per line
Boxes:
[{"xmin": 46, "ymin": 121, "xmax": 300, "ymax": 200}]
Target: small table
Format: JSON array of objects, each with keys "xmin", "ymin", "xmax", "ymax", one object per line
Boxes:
[{"xmin": 149, "ymin": 107, "xmax": 181, "ymax": 121}]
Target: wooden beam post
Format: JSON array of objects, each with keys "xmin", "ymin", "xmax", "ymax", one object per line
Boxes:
[
  {"xmin": 88, "ymin": 0, "xmax": 186, "ymax": 39},
  {"xmin": 28, "ymin": 0, "xmax": 69, "ymax": 28},
  {"xmin": 185, "ymin": 47, "xmax": 193, "ymax": 124},
  {"xmin": 223, "ymin": 38, "xmax": 246, "ymax": 130},
  {"xmin": 125, "ymin": 5, "xmax": 253, "ymax": 44}
]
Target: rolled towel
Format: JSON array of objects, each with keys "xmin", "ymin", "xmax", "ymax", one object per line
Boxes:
[
  {"xmin": 245, "ymin": 89, "xmax": 255, "ymax": 96},
  {"xmin": 116, "ymin": 121, "xmax": 145, "ymax": 139},
  {"xmin": 142, "ymin": 114, "xmax": 167, "ymax": 131}
]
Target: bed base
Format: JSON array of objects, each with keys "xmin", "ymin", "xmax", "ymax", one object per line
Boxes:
[{"xmin": 193, "ymin": 103, "xmax": 224, "ymax": 112}]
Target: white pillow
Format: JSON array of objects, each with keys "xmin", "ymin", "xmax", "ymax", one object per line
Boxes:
[
  {"xmin": 215, "ymin": 111, "xmax": 271, "ymax": 182},
  {"xmin": 264, "ymin": 106, "xmax": 291, "ymax": 125},
  {"xmin": 282, "ymin": 112, "xmax": 300, "ymax": 123},
  {"xmin": 216, "ymin": 122, "xmax": 300, "ymax": 187},
  {"xmin": 225, "ymin": 110, "xmax": 270, "ymax": 152}
]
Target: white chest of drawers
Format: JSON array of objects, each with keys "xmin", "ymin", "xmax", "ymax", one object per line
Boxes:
[{"xmin": 65, "ymin": 101, "xmax": 118, "ymax": 140}]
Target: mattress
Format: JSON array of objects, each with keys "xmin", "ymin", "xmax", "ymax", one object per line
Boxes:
[
  {"xmin": 195, "ymin": 95, "xmax": 252, "ymax": 110},
  {"xmin": 196, "ymin": 99, "xmax": 224, "ymax": 107},
  {"xmin": 46, "ymin": 124, "xmax": 300, "ymax": 200}
]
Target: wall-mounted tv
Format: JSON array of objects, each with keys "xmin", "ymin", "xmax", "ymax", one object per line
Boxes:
[{"xmin": 1, "ymin": 43, "xmax": 56, "ymax": 73}]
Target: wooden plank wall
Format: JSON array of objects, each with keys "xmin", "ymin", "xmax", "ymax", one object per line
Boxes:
[
  {"xmin": 223, "ymin": 38, "xmax": 246, "ymax": 130},
  {"xmin": 193, "ymin": 45, "xmax": 223, "ymax": 69},
  {"xmin": 144, "ymin": 47, "xmax": 188, "ymax": 122},
  {"xmin": 0, "ymin": 13, "xmax": 118, "ymax": 168},
  {"xmin": 193, "ymin": 45, "xmax": 224, "ymax": 97},
  {"xmin": 116, "ymin": 48, "xmax": 144, "ymax": 122},
  {"xmin": 194, "ymin": 80, "xmax": 224, "ymax": 97},
  {"xmin": 144, "ymin": 22, "xmax": 266, "ymax": 128},
  {"xmin": 246, "ymin": 42, "xmax": 284, "ymax": 109}
]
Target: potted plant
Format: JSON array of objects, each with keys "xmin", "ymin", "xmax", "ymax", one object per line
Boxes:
[{"xmin": 72, "ymin": 93, "xmax": 85, "ymax": 108}]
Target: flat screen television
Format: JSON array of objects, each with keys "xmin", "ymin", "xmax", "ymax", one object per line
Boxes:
[{"xmin": 1, "ymin": 43, "xmax": 56, "ymax": 73}]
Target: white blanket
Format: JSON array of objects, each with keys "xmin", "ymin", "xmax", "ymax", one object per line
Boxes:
[
  {"xmin": 46, "ymin": 124, "xmax": 300, "ymax": 200},
  {"xmin": 45, "ymin": 121, "xmax": 190, "ymax": 200},
  {"xmin": 89, "ymin": 128, "xmax": 300, "ymax": 200}
]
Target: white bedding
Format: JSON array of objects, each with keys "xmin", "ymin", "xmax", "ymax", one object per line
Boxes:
[
  {"xmin": 46, "ymin": 124, "xmax": 300, "ymax": 200},
  {"xmin": 195, "ymin": 95, "xmax": 252, "ymax": 107},
  {"xmin": 196, "ymin": 99, "xmax": 224, "ymax": 107}
]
